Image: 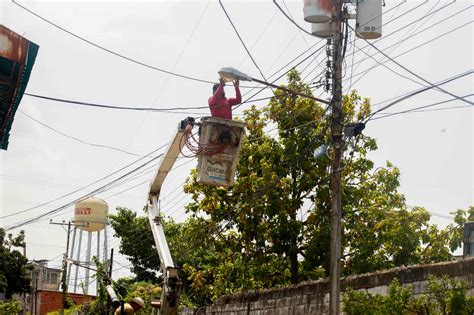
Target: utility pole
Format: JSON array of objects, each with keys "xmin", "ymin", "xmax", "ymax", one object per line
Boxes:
[
  {"xmin": 50, "ymin": 220, "xmax": 84, "ymax": 315},
  {"xmin": 329, "ymin": 1, "xmax": 344, "ymax": 314}
]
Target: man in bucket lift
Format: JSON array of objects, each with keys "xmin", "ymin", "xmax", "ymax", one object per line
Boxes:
[{"xmin": 208, "ymin": 78, "xmax": 241, "ymax": 120}]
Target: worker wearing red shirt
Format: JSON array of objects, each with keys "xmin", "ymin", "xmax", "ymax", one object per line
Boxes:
[{"xmin": 208, "ymin": 79, "xmax": 241, "ymax": 119}]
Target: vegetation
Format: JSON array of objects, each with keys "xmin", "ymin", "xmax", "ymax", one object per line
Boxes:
[
  {"xmin": 343, "ymin": 276, "xmax": 474, "ymax": 315},
  {"xmin": 0, "ymin": 228, "xmax": 31, "ymax": 299},
  {"xmin": 109, "ymin": 70, "xmax": 473, "ymax": 307},
  {"xmin": 0, "ymin": 299, "xmax": 22, "ymax": 314}
]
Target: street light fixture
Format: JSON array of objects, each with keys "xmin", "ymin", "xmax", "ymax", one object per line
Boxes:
[{"xmin": 218, "ymin": 66, "xmax": 330, "ymax": 105}]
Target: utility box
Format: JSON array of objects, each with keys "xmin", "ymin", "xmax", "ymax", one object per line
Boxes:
[{"xmin": 197, "ymin": 117, "xmax": 246, "ymax": 187}]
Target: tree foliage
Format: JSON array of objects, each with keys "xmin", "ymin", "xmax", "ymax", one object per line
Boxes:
[
  {"xmin": 0, "ymin": 228, "xmax": 31, "ymax": 299},
  {"xmin": 110, "ymin": 70, "xmax": 471, "ymax": 306}
]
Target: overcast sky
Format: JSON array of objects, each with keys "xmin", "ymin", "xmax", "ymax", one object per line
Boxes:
[{"xmin": 1, "ymin": 0, "xmax": 472, "ymax": 287}]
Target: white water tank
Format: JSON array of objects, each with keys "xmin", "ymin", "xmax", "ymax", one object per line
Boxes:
[
  {"xmin": 356, "ymin": 0, "xmax": 382, "ymax": 39},
  {"xmin": 311, "ymin": 21, "xmax": 336, "ymax": 38},
  {"xmin": 73, "ymin": 197, "xmax": 108, "ymax": 232},
  {"xmin": 304, "ymin": 0, "xmax": 333, "ymax": 23}
]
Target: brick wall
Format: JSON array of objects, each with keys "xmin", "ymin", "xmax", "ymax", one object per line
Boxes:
[
  {"xmin": 35, "ymin": 290, "xmax": 94, "ymax": 315},
  {"xmin": 186, "ymin": 258, "xmax": 474, "ymax": 315}
]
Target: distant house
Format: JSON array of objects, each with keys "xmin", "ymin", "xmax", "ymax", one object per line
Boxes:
[
  {"xmin": 30, "ymin": 260, "xmax": 61, "ymax": 291},
  {"xmin": 23, "ymin": 260, "xmax": 62, "ymax": 314}
]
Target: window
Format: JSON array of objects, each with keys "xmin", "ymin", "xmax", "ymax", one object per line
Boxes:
[{"xmin": 49, "ymin": 273, "xmax": 58, "ymax": 284}]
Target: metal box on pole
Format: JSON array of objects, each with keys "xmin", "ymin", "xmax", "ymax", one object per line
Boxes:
[
  {"xmin": 356, "ymin": 0, "xmax": 383, "ymax": 39},
  {"xmin": 303, "ymin": 0, "xmax": 334, "ymax": 23}
]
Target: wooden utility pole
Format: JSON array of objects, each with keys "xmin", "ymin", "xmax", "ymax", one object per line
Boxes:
[{"xmin": 329, "ymin": 1, "xmax": 343, "ymax": 314}]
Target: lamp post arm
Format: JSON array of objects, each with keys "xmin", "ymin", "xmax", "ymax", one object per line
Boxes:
[{"xmin": 251, "ymin": 78, "xmax": 330, "ymax": 105}]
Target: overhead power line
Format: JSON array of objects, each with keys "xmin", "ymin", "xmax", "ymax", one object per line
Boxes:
[
  {"xmin": 347, "ymin": 23, "xmax": 473, "ymax": 106},
  {"xmin": 4, "ymin": 151, "xmax": 164, "ymax": 230},
  {"xmin": 19, "ymin": 110, "xmax": 147, "ymax": 157},
  {"xmin": 365, "ymin": 70, "xmax": 473, "ymax": 122},
  {"xmin": 371, "ymin": 93, "xmax": 474, "ymax": 121},
  {"xmin": 347, "ymin": 21, "xmax": 473, "ymax": 91},
  {"xmin": 11, "ymin": 0, "xmax": 215, "ymax": 84},
  {"xmin": 0, "ymin": 141, "xmax": 169, "ymax": 220},
  {"xmin": 272, "ymin": 0, "xmax": 313, "ymax": 36},
  {"xmin": 24, "ymin": 92, "xmax": 274, "ymax": 113},
  {"xmin": 218, "ymin": 0, "xmax": 268, "ymax": 82},
  {"xmin": 347, "ymin": 5, "xmax": 472, "ymax": 88},
  {"xmin": 24, "ymin": 93, "xmax": 209, "ymax": 111},
  {"xmin": 349, "ymin": 2, "xmax": 461, "ymax": 66}
]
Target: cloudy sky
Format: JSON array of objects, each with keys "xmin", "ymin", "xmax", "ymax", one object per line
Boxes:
[{"xmin": 1, "ymin": 0, "xmax": 472, "ymax": 288}]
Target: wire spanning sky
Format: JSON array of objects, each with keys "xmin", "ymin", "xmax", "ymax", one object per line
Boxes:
[{"xmin": 0, "ymin": 1, "xmax": 472, "ymax": 281}]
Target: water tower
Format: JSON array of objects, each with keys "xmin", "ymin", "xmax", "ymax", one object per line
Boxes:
[{"xmin": 67, "ymin": 197, "xmax": 109, "ymax": 294}]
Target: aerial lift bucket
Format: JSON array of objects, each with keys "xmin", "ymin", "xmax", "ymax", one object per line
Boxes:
[{"xmin": 196, "ymin": 117, "xmax": 246, "ymax": 187}]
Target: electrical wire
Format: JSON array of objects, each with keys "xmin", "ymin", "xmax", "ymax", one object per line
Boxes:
[
  {"xmin": 1, "ymin": 142, "xmax": 169, "ymax": 220},
  {"xmin": 236, "ymin": 44, "xmax": 328, "ymax": 110},
  {"xmin": 281, "ymin": 0, "xmax": 325, "ymax": 75},
  {"xmin": 349, "ymin": 1, "xmax": 459, "ymax": 66},
  {"xmin": 218, "ymin": 0, "xmax": 268, "ymax": 82},
  {"xmin": 237, "ymin": 9, "xmax": 279, "ymax": 68},
  {"xmin": 150, "ymin": 0, "xmax": 212, "ymax": 108},
  {"xmin": 272, "ymin": 0, "xmax": 313, "ymax": 36},
  {"xmin": 344, "ymin": 1, "xmax": 444, "ymax": 90},
  {"xmin": 4, "ymin": 151, "xmax": 166, "ymax": 230},
  {"xmin": 365, "ymin": 70, "xmax": 473, "ymax": 122},
  {"xmin": 371, "ymin": 93, "xmax": 474, "ymax": 121},
  {"xmin": 18, "ymin": 109, "xmax": 149, "ymax": 157},
  {"xmin": 24, "ymin": 92, "xmax": 273, "ymax": 114},
  {"xmin": 11, "ymin": 0, "xmax": 216, "ymax": 85},
  {"xmin": 24, "ymin": 93, "xmax": 210, "ymax": 111},
  {"xmin": 347, "ymin": 23, "xmax": 473, "ymax": 106},
  {"xmin": 346, "ymin": 4, "xmax": 472, "ymax": 88}
]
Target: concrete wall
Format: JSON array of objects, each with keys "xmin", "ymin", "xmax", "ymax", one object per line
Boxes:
[{"xmin": 186, "ymin": 258, "xmax": 474, "ymax": 315}]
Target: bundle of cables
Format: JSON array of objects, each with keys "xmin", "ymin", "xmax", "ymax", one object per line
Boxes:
[{"xmin": 180, "ymin": 123, "xmax": 227, "ymax": 158}]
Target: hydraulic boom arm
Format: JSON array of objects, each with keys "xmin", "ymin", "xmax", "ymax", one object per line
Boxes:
[{"xmin": 147, "ymin": 118, "xmax": 192, "ymax": 314}]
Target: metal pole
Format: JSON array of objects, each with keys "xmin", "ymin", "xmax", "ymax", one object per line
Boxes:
[
  {"xmin": 108, "ymin": 248, "xmax": 114, "ymax": 283},
  {"xmin": 84, "ymin": 231, "xmax": 92, "ymax": 295},
  {"xmin": 67, "ymin": 227, "xmax": 77, "ymax": 286},
  {"xmin": 329, "ymin": 1, "xmax": 343, "ymax": 314},
  {"xmin": 96, "ymin": 230, "xmax": 100, "ymax": 296},
  {"xmin": 61, "ymin": 222, "xmax": 72, "ymax": 314},
  {"xmin": 34, "ymin": 278, "xmax": 38, "ymax": 315},
  {"xmin": 73, "ymin": 229, "xmax": 83, "ymax": 293},
  {"xmin": 103, "ymin": 226, "xmax": 108, "ymax": 263}
]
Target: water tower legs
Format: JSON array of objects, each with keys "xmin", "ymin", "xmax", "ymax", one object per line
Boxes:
[
  {"xmin": 84, "ymin": 231, "xmax": 92, "ymax": 294},
  {"xmin": 73, "ymin": 229, "xmax": 83, "ymax": 292}
]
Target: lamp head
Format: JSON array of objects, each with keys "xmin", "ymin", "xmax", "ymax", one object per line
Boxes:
[{"xmin": 218, "ymin": 66, "xmax": 253, "ymax": 82}]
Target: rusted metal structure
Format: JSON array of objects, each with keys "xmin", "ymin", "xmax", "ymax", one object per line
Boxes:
[{"xmin": 0, "ymin": 25, "xmax": 39, "ymax": 150}]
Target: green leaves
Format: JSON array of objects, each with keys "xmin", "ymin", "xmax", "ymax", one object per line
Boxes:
[
  {"xmin": 109, "ymin": 70, "xmax": 472, "ymax": 308},
  {"xmin": 343, "ymin": 276, "xmax": 474, "ymax": 314},
  {"xmin": 0, "ymin": 228, "xmax": 30, "ymax": 299}
]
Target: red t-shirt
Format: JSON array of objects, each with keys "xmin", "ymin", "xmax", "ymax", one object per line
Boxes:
[{"xmin": 208, "ymin": 83, "xmax": 241, "ymax": 120}]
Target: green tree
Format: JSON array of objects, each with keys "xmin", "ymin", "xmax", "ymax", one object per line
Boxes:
[
  {"xmin": 124, "ymin": 281, "xmax": 161, "ymax": 314},
  {"xmin": 0, "ymin": 228, "xmax": 31, "ymax": 299},
  {"xmin": 109, "ymin": 208, "xmax": 221, "ymax": 306},
  {"xmin": 0, "ymin": 299, "xmax": 22, "ymax": 314},
  {"xmin": 184, "ymin": 69, "xmax": 459, "ymax": 287},
  {"xmin": 111, "ymin": 70, "xmax": 467, "ymax": 305}
]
